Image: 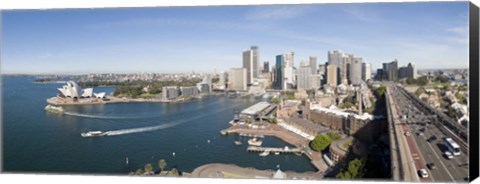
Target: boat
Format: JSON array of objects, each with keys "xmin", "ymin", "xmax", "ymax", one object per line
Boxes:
[
  {"xmin": 207, "ymin": 139, "xmax": 211, "ymax": 143},
  {"xmin": 259, "ymin": 151, "xmax": 270, "ymax": 157},
  {"xmin": 274, "ymin": 152, "xmax": 280, "ymax": 155},
  {"xmin": 234, "ymin": 141, "xmax": 242, "ymax": 145},
  {"xmin": 248, "ymin": 138, "xmax": 263, "ymax": 146},
  {"xmin": 173, "ymin": 152, "xmax": 176, "ymax": 157},
  {"xmin": 81, "ymin": 131, "xmax": 107, "ymax": 137},
  {"xmin": 44, "ymin": 105, "xmax": 64, "ymax": 114},
  {"xmin": 126, "ymin": 157, "xmax": 129, "ymax": 165}
]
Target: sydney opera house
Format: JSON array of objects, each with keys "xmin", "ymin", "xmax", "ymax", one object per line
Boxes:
[{"xmin": 58, "ymin": 81, "xmax": 106, "ymax": 99}]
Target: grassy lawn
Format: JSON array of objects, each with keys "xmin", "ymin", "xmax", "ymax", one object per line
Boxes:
[{"xmin": 140, "ymin": 93, "xmax": 161, "ymax": 99}]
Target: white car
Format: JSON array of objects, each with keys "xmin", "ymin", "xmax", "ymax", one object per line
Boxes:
[
  {"xmin": 405, "ymin": 131, "xmax": 411, "ymax": 136},
  {"xmin": 418, "ymin": 169, "xmax": 429, "ymax": 178},
  {"xmin": 444, "ymin": 151, "xmax": 453, "ymax": 159}
]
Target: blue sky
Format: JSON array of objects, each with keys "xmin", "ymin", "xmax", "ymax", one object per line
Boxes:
[{"xmin": 2, "ymin": 2, "xmax": 469, "ymax": 74}]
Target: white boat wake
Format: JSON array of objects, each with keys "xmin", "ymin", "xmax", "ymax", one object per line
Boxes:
[{"xmin": 64, "ymin": 112, "xmax": 149, "ymax": 119}]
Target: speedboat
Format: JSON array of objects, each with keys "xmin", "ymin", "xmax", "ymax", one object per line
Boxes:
[
  {"xmin": 81, "ymin": 131, "xmax": 107, "ymax": 137},
  {"xmin": 234, "ymin": 141, "xmax": 242, "ymax": 145}
]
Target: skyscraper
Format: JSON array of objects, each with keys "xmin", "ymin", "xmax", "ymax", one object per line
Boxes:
[
  {"xmin": 283, "ymin": 52, "xmax": 295, "ymax": 88},
  {"xmin": 311, "ymin": 74, "xmax": 321, "ymax": 90},
  {"xmin": 326, "ymin": 64, "xmax": 338, "ymax": 87},
  {"xmin": 242, "ymin": 46, "xmax": 258, "ymax": 85},
  {"xmin": 263, "ymin": 61, "xmax": 269, "ymax": 73},
  {"xmin": 228, "ymin": 68, "xmax": 247, "ymax": 91},
  {"xmin": 362, "ymin": 62, "xmax": 372, "ymax": 82},
  {"xmin": 275, "ymin": 55, "xmax": 284, "ymax": 89},
  {"xmin": 384, "ymin": 59, "xmax": 399, "ymax": 81},
  {"xmin": 296, "ymin": 66, "xmax": 312, "ymax": 90},
  {"xmin": 408, "ymin": 62, "xmax": 417, "ymax": 79},
  {"xmin": 328, "ymin": 50, "xmax": 359, "ymax": 85},
  {"xmin": 349, "ymin": 57, "xmax": 363, "ymax": 85},
  {"xmin": 218, "ymin": 71, "xmax": 227, "ymax": 89},
  {"xmin": 309, "ymin": 56, "xmax": 317, "ymax": 74}
]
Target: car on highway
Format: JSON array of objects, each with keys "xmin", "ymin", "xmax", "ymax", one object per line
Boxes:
[
  {"xmin": 417, "ymin": 132, "xmax": 424, "ymax": 136},
  {"xmin": 418, "ymin": 169, "xmax": 429, "ymax": 178},
  {"xmin": 404, "ymin": 131, "xmax": 411, "ymax": 136},
  {"xmin": 444, "ymin": 151, "xmax": 454, "ymax": 159},
  {"xmin": 427, "ymin": 135, "xmax": 437, "ymax": 142},
  {"xmin": 427, "ymin": 163, "xmax": 436, "ymax": 170},
  {"xmin": 419, "ymin": 128, "xmax": 425, "ymax": 132}
]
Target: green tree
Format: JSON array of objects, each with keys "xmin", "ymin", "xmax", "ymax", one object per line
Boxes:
[
  {"xmin": 309, "ymin": 134, "xmax": 332, "ymax": 152},
  {"xmin": 170, "ymin": 168, "xmax": 180, "ymax": 177},
  {"xmin": 271, "ymin": 98, "xmax": 281, "ymax": 103},
  {"xmin": 327, "ymin": 131, "xmax": 342, "ymax": 141},
  {"xmin": 135, "ymin": 168, "xmax": 144, "ymax": 175},
  {"xmin": 144, "ymin": 163, "xmax": 153, "ymax": 174},
  {"xmin": 373, "ymin": 86, "xmax": 386, "ymax": 98},
  {"xmin": 158, "ymin": 159, "xmax": 167, "ymax": 173}
]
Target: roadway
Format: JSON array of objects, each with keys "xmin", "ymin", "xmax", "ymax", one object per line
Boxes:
[{"xmin": 388, "ymin": 84, "xmax": 469, "ymax": 182}]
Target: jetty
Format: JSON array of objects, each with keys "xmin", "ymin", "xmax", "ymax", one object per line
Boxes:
[{"xmin": 247, "ymin": 146, "xmax": 303, "ymax": 154}]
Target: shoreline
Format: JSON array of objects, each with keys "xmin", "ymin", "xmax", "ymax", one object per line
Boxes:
[{"xmin": 46, "ymin": 93, "xmax": 224, "ymax": 106}]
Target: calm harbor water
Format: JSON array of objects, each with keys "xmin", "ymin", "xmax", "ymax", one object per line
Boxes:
[{"xmin": 2, "ymin": 76, "xmax": 316, "ymax": 175}]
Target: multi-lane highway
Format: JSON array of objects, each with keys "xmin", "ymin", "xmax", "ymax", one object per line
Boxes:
[{"xmin": 386, "ymin": 83, "xmax": 469, "ymax": 182}]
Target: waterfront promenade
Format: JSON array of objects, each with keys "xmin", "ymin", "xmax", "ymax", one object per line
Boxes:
[
  {"xmin": 191, "ymin": 163, "xmax": 322, "ymax": 179},
  {"xmin": 221, "ymin": 123, "xmax": 328, "ymax": 172}
]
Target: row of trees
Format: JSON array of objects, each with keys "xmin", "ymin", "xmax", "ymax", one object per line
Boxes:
[{"xmin": 129, "ymin": 159, "xmax": 180, "ymax": 176}]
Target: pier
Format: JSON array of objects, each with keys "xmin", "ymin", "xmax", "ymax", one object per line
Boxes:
[{"xmin": 247, "ymin": 146, "xmax": 303, "ymax": 154}]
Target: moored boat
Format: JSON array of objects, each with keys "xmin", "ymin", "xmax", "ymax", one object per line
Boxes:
[
  {"xmin": 259, "ymin": 151, "xmax": 270, "ymax": 157},
  {"xmin": 248, "ymin": 138, "xmax": 263, "ymax": 146}
]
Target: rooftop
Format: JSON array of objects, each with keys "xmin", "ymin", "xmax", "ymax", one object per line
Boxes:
[
  {"xmin": 310, "ymin": 104, "xmax": 383, "ymax": 120},
  {"xmin": 241, "ymin": 102, "xmax": 271, "ymax": 115}
]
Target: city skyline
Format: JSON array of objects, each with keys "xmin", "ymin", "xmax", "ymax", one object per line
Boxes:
[{"xmin": 2, "ymin": 2, "xmax": 469, "ymax": 74}]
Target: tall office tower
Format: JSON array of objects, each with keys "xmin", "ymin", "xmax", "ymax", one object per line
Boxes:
[
  {"xmin": 318, "ymin": 64, "xmax": 326, "ymax": 75},
  {"xmin": 349, "ymin": 58, "xmax": 363, "ymax": 85},
  {"xmin": 362, "ymin": 62, "xmax": 372, "ymax": 82},
  {"xmin": 326, "ymin": 64, "xmax": 338, "ymax": 87},
  {"xmin": 309, "ymin": 56, "xmax": 317, "ymax": 74},
  {"xmin": 407, "ymin": 62, "xmax": 417, "ymax": 79},
  {"xmin": 284, "ymin": 51, "xmax": 294, "ymax": 67},
  {"xmin": 242, "ymin": 46, "xmax": 259, "ymax": 85},
  {"xmin": 283, "ymin": 52, "xmax": 295, "ymax": 88},
  {"xmin": 300, "ymin": 60, "xmax": 308, "ymax": 67},
  {"xmin": 388, "ymin": 59, "xmax": 398, "ymax": 81},
  {"xmin": 263, "ymin": 61, "xmax": 269, "ymax": 73},
  {"xmin": 398, "ymin": 66, "xmax": 408, "ymax": 79},
  {"xmin": 310, "ymin": 74, "xmax": 321, "ymax": 90},
  {"xmin": 328, "ymin": 50, "xmax": 354, "ymax": 85},
  {"xmin": 228, "ymin": 68, "xmax": 247, "ymax": 91},
  {"xmin": 296, "ymin": 66, "xmax": 312, "ymax": 90},
  {"xmin": 275, "ymin": 55, "xmax": 284, "ymax": 89},
  {"xmin": 218, "ymin": 71, "xmax": 227, "ymax": 89}
]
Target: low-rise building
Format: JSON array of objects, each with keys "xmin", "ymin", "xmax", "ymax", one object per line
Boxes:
[
  {"xmin": 180, "ymin": 86, "xmax": 199, "ymax": 97},
  {"xmin": 162, "ymin": 86, "xmax": 179, "ymax": 100}
]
